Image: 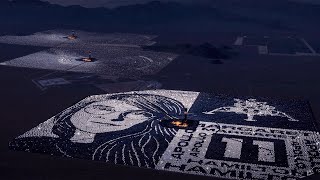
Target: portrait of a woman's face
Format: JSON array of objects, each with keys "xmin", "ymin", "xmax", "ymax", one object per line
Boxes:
[
  {"xmin": 71, "ymin": 99, "xmax": 154, "ymax": 134},
  {"xmin": 10, "ymin": 92, "xmax": 187, "ymax": 169}
]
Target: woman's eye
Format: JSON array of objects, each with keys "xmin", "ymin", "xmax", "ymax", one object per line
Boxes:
[
  {"xmin": 132, "ymin": 111, "xmax": 144, "ymax": 115},
  {"xmin": 124, "ymin": 111, "xmax": 153, "ymax": 118},
  {"xmin": 94, "ymin": 105, "xmax": 114, "ymax": 111}
]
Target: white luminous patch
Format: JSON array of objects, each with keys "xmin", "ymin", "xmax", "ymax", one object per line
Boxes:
[
  {"xmin": 0, "ymin": 32, "xmax": 69, "ymax": 47},
  {"xmin": 0, "ymin": 30, "xmax": 157, "ymax": 47},
  {"xmin": 222, "ymin": 137, "xmax": 243, "ymax": 159},
  {"xmin": 203, "ymin": 98, "xmax": 298, "ymax": 122},
  {"xmin": 252, "ymin": 140, "xmax": 275, "ymax": 162},
  {"xmin": 156, "ymin": 122, "xmax": 320, "ymax": 180},
  {"xmin": 0, "ymin": 30, "xmax": 176, "ymax": 79},
  {"xmin": 37, "ymin": 78, "xmax": 71, "ymax": 87},
  {"xmin": 9, "ymin": 90, "xmax": 320, "ymax": 180}
]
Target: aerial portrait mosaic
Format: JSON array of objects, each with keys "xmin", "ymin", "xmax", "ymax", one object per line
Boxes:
[{"xmin": 9, "ymin": 90, "xmax": 320, "ymax": 179}]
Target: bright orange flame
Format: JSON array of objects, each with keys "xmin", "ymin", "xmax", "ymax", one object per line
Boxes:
[
  {"xmin": 171, "ymin": 120, "xmax": 188, "ymax": 128},
  {"xmin": 82, "ymin": 58, "xmax": 92, "ymax": 62},
  {"xmin": 67, "ymin": 35, "xmax": 77, "ymax": 40}
]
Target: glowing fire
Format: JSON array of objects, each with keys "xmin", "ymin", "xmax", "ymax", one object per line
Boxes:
[
  {"xmin": 67, "ymin": 35, "xmax": 77, "ymax": 40},
  {"xmin": 171, "ymin": 120, "xmax": 188, "ymax": 128},
  {"xmin": 82, "ymin": 58, "xmax": 92, "ymax": 62}
]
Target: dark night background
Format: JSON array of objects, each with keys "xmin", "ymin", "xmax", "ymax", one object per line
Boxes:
[{"xmin": 1, "ymin": 0, "xmax": 320, "ymax": 179}]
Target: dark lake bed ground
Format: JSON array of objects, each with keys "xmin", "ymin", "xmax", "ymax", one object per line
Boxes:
[{"xmin": 1, "ymin": 1, "xmax": 320, "ymax": 180}]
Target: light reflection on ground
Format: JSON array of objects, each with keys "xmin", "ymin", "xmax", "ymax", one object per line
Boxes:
[{"xmin": 0, "ymin": 30, "xmax": 177, "ymax": 79}]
